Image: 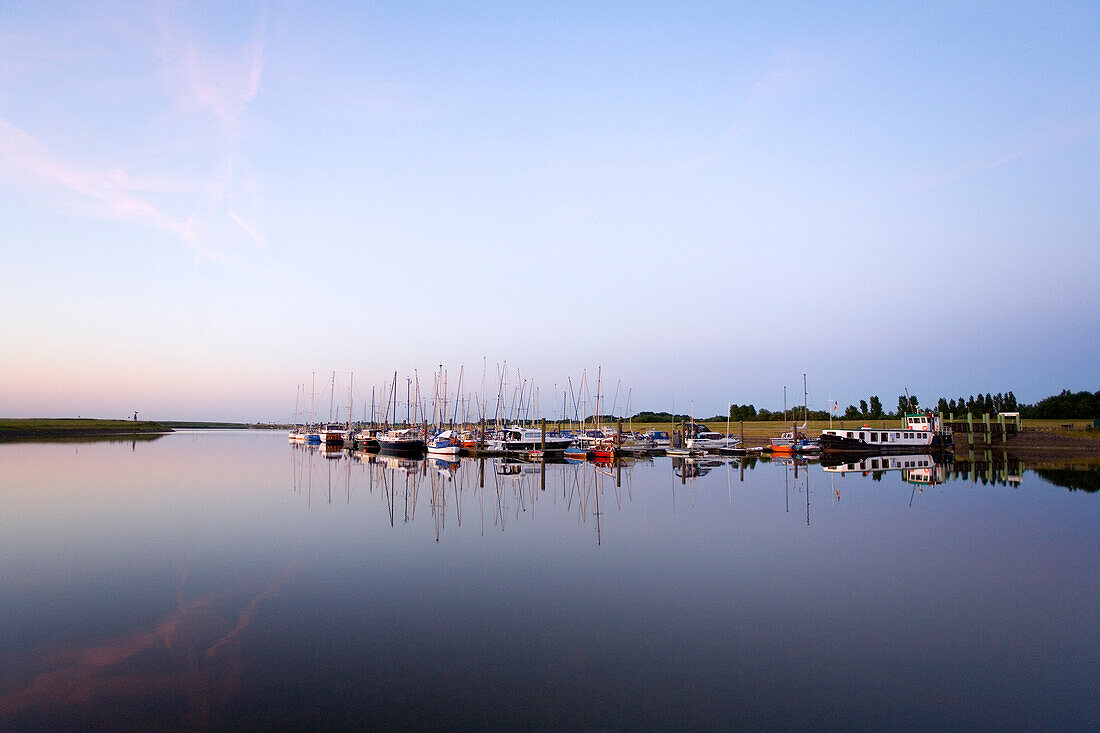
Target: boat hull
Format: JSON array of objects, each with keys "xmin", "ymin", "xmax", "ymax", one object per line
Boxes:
[
  {"xmin": 500, "ymin": 438, "xmax": 574, "ymax": 453},
  {"xmin": 819, "ymin": 432, "xmax": 935, "ymax": 453},
  {"xmin": 377, "ymin": 439, "xmax": 426, "ymax": 455}
]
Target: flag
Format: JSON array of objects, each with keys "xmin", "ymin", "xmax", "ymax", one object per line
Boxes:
[{"xmin": 833, "ymin": 401, "xmax": 838, "ymax": 412}]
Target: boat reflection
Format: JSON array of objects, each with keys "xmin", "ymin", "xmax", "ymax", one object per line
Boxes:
[
  {"xmin": 287, "ymin": 445, "xmax": 1088, "ymax": 545},
  {"xmin": 672, "ymin": 456, "xmax": 727, "ymax": 478},
  {"xmin": 822, "ymin": 453, "xmax": 947, "ymax": 486}
]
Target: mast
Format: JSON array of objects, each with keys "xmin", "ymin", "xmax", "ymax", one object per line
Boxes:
[
  {"xmin": 328, "ymin": 370, "xmax": 336, "ymax": 423},
  {"xmin": 391, "ymin": 371, "xmax": 398, "ymax": 429},
  {"xmin": 803, "ymin": 373, "xmax": 808, "ymax": 429},
  {"xmin": 292, "ymin": 383, "xmax": 301, "ymax": 429},
  {"xmin": 594, "ymin": 367, "xmax": 602, "ymax": 436},
  {"xmin": 451, "ymin": 366, "xmax": 464, "ymax": 427}
]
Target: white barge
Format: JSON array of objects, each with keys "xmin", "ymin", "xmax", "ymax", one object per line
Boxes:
[{"xmin": 819, "ymin": 412, "xmax": 949, "ymax": 453}]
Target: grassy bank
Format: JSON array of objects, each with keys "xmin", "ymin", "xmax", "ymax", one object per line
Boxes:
[
  {"xmin": 0, "ymin": 418, "xmax": 172, "ymax": 441},
  {"xmin": 582, "ymin": 417, "xmax": 1100, "ymax": 446}
]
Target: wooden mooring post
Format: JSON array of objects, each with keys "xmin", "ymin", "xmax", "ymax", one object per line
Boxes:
[{"xmin": 948, "ymin": 412, "xmax": 1021, "ymax": 451}]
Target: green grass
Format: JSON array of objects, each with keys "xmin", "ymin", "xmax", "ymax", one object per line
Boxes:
[{"xmin": 0, "ymin": 418, "xmax": 171, "ymax": 440}]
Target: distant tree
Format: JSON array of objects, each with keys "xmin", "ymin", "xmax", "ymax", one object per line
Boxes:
[
  {"xmin": 967, "ymin": 395, "xmax": 976, "ymax": 413},
  {"xmin": 937, "ymin": 397, "xmax": 949, "ymax": 414},
  {"xmin": 859, "ymin": 399, "xmax": 868, "ymax": 416},
  {"xmin": 728, "ymin": 404, "xmax": 757, "ymax": 420},
  {"xmin": 897, "ymin": 395, "xmax": 908, "ymax": 416},
  {"xmin": 869, "ymin": 396, "xmax": 884, "ymax": 419},
  {"xmin": 1006, "ymin": 391, "xmax": 1018, "ymax": 411},
  {"xmin": 843, "ymin": 405, "xmax": 860, "ymax": 419},
  {"xmin": 985, "ymin": 393, "xmax": 994, "ymax": 415},
  {"xmin": 631, "ymin": 411, "xmax": 690, "ymax": 423},
  {"xmin": 1022, "ymin": 389, "xmax": 1100, "ymax": 419},
  {"xmin": 909, "ymin": 396, "xmax": 919, "ymax": 412}
]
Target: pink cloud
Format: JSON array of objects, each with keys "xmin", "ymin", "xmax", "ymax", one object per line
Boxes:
[{"xmin": 0, "ymin": 117, "xmax": 198, "ymax": 245}]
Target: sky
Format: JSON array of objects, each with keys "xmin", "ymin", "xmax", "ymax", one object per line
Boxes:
[{"xmin": 1, "ymin": 1, "xmax": 1097, "ymax": 422}]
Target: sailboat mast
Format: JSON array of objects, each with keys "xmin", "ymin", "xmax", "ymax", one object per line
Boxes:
[
  {"xmin": 451, "ymin": 366, "xmax": 464, "ymax": 427},
  {"xmin": 293, "ymin": 384, "xmax": 301, "ymax": 428},
  {"xmin": 329, "ymin": 371, "xmax": 336, "ymax": 423},
  {"xmin": 594, "ymin": 367, "xmax": 602, "ymax": 435}
]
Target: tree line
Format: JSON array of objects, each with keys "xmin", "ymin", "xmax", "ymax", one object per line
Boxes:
[
  {"xmin": 727, "ymin": 389, "xmax": 1097, "ymax": 422},
  {"xmin": 571, "ymin": 389, "xmax": 1097, "ymax": 424}
]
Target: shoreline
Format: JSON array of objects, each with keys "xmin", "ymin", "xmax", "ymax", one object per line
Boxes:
[{"xmin": 0, "ymin": 419, "xmax": 172, "ymax": 442}]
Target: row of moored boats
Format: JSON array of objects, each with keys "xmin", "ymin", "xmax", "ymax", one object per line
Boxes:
[{"xmin": 289, "ymin": 412, "xmax": 950, "ymax": 458}]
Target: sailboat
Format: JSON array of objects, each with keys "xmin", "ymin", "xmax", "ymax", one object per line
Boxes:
[
  {"xmin": 767, "ymin": 375, "xmax": 820, "ymax": 454},
  {"xmin": 426, "ymin": 429, "xmax": 462, "ymax": 456},
  {"xmin": 376, "ymin": 371, "xmax": 426, "ymax": 455}
]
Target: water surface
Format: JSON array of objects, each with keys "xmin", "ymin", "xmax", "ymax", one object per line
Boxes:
[{"xmin": 1, "ymin": 431, "xmax": 1097, "ymax": 730}]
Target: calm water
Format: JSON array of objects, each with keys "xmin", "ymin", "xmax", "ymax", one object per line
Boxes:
[{"xmin": 1, "ymin": 431, "xmax": 1097, "ymax": 730}]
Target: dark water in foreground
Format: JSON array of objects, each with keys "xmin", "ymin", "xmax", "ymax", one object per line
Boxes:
[{"xmin": 1, "ymin": 431, "xmax": 1097, "ymax": 730}]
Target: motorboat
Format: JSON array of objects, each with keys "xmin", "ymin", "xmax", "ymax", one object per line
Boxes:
[
  {"xmin": 377, "ymin": 428, "xmax": 426, "ymax": 455},
  {"xmin": 426, "ymin": 429, "xmax": 461, "ymax": 457},
  {"xmin": 819, "ymin": 413, "xmax": 946, "ymax": 453}
]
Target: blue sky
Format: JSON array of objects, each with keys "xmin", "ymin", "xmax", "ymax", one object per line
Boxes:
[{"xmin": 1, "ymin": 1, "xmax": 1097, "ymax": 421}]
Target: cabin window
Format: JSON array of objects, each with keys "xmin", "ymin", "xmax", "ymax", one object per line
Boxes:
[
  {"xmin": 846, "ymin": 432, "xmax": 853, "ymax": 438},
  {"xmin": 871, "ymin": 459, "xmax": 880, "ymax": 469},
  {"xmin": 870, "ymin": 433, "xmax": 877, "ymax": 441}
]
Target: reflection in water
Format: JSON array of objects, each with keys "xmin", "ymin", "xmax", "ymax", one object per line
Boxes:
[
  {"xmin": 3, "ymin": 434, "xmax": 1097, "ymax": 730},
  {"xmin": 0, "ymin": 433, "xmax": 166, "ymax": 446},
  {"xmin": 0, "ymin": 562, "xmax": 297, "ymax": 727},
  {"xmin": 290, "ymin": 447, "xmax": 631, "ymax": 544},
  {"xmin": 289, "ymin": 446, "xmax": 1100, "ymax": 543}
]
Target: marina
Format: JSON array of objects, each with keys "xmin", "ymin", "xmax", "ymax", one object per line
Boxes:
[{"xmin": 7, "ymin": 1, "xmax": 1097, "ymax": 730}]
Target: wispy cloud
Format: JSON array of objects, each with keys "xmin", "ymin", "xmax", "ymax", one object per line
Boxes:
[
  {"xmin": 908, "ymin": 114, "xmax": 1100, "ymax": 193},
  {"xmin": 0, "ymin": 4, "xmax": 270, "ymax": 267},
  {"xmin": 684, "ymin": 51, "xmax": 829, "ymax": 171},
  {"xmin": 152, "ymin": 6, "xmax": 266, "ymax": 133},
  {"xmin": 0, "ymin": 117, "xmax": 199, "ymax": 247}
]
